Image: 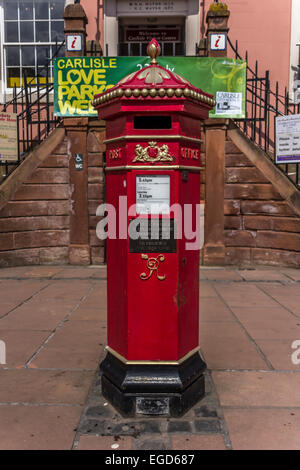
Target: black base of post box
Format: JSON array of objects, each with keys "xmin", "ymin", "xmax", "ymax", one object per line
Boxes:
[{"xmin": 99, "ymin": 351, "xmax": 207, "ymax": 417}]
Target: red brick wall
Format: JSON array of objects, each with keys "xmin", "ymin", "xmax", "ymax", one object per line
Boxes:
[
  {"xmin": 224, "ymin": 137, "xmax": 300, "ymax": 267},
  {"xmin": 0, "ymin": 126, "xmax": 106, "ymax": 267},
  {"xmin": 0, "ymin": 138, "xmax": 70, "ymax": 266},
  {"xmin": 2, "ymin": 122, "xmax": 299, "ymax": 268}
]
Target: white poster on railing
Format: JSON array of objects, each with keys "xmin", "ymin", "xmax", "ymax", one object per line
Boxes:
[
  {"xmin": 0, "ymin": 113, "xmax": 18, "ymax": 162},
  {"xmin": 276, "ymin": 114, "xmax": 300, "ymax": 164},
  {"xmin": 215, "ymin": 91, "xmax": 242, "ymax": 116}
]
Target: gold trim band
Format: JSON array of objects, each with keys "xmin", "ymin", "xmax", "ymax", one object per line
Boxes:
[
  {"xmin": 105, "ymin": 165, "xmax": 201, "ymax": 172},
  {"xmin": 105, "ymin": 345, "xmax": 201, "ymax": 365},
  {"xmin": 104, "ymin": 135, "xmax": 203, "ymax": 145}
]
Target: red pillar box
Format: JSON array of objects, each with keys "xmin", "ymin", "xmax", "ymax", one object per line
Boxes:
[{"xmin": 93, "ymin": 40, "xmax": 215, "ymax": 417}]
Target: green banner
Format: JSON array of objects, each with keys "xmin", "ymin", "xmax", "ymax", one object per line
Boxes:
[{"xmin": 54, "ymin": 56, "xmax": 246, "ymax": 119}]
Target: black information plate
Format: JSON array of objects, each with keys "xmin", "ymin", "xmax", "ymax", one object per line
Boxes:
[{"xmin": 129, "ymin": 218, "xmax": 177, "ymax": 253}]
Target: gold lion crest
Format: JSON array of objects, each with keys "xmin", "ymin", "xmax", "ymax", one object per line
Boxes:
[{"xmin": 133, "ymin": 141, "xmax": 174, "ymax": 163}]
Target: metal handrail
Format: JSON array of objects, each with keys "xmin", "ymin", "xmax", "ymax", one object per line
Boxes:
[
  {"xmin": 228, "ymin": 36, "xmax": 300, "ymax": 188},
  {"xmin": 0, "ymin": 41, "xmax": 65, "ymax": 183}
]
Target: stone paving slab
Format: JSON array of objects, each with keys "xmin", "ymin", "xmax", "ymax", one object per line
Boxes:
[
  {"xmin": 0, "ymin": 267, "xmax": 35, "ymax": 278},
  {"xmin": 0, "ymin": 329, "xmax": 50, "ymax": 367},
  {"xmin": 199, "ymin": 297, "xmax": 234, "ymax": 323},
  {"xmin": 0, "ymin": 280, "xmax": 50, "ymax": 317},
  {"xmin": 257, "ymin": 283, "xmax": 300, "ymax": 317},
  {"xmin": 0, "ymin": 405, "xmax": 82, "ymax": 450},
  {"xmin": 0, "ymin": 265, "xmax": 299, "ymax": 450},
  {"xmin": 280, "ymin": 269, "xmax": 300, "ymax": 282},
  {"xmin": 200, "ymin": 322, "xmax": 269, "ymax": 370},
  {"xmin": 237, "ymin": 270, "xmax": 290, "ymax": 282},
  {"xmin": 223, "ymin": 408, "xmax": 300, "ymax": 450},
  {"xmin": 212, "ymin": 371, "xmax": 300, "ymax": 407},
  {"xmin": 0, "ymin": 369, "xmax": 94, "ymax": 404},
  {"xmin": 30, "ymin": 320, "xmax": 105, "ymax": 370},
  {"xmin": 0, "ymin": 301, "xmax": 76, "ymax": 331},
  {"xmin": 214, "ymin": 282, "xmax": 280, "ymax": 308},
  {"xmin": 256, "ymin": 339, "xmax": 300, "ymax": 370},
  {"xmin": 201, "ymin": 270, "xmax": 243, "ymax": 282},
  {"xmin": 237, "ymin": 316, "xmax": 300, "ymax": 341}
]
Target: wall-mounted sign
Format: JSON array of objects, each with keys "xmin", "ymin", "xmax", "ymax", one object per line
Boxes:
[
  {"xmin": 0, "ymin": 113, "xmax": 18, "ymax": 161},
  {"xmin": 276, "ymin": 114, "xmax": 300, "ymax": 164},
  {"xmin": 125, "ymin": 29, "xmax": 180, "ymax": 43},
  {"xmin": 209, "ymin": 33, "xmax": 227, "ymax": 51},
  {"xmin": 117, "ymin": 0, "xmax": 187, "ymax": 15},
  {"xmin": 74, "ymin": 153, "xmax": 84, "ymax": 170},
  {"xmin": 66, "ymin": 34, "xmax": 83, "ymax": 52},
  {"xmin": 136, "ymin": 175, "xmax": 170, "ymax": 214},
  {"xmin": 54, "ymin": 56, "xmax": 246, "ymax": 119}
]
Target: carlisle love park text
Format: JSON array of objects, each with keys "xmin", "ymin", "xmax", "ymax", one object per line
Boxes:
[{"xmin": 54, "ymin": 57, "xmax": 117, "ymax": 116}]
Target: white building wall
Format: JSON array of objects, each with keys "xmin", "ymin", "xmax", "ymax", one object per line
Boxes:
[
  {"xmin": 185, "ymin": 0, "xmax": 200, "ymax": 56},
  {"xmin": 104, "ymin": 0, "xmax": 118, "ymax": 56}
]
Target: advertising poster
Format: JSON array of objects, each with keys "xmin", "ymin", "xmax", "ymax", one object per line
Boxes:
[{"xmin": 54, "ymin": 56, "xmax": 246, "ymax": 119}]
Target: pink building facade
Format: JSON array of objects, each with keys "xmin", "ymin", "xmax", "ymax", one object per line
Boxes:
[
  {"xmin": 79, "ymin": 0, "xmax": 298, "ymax": 99},
  {"xmin": 0, "ymin": 0, "xmax": 297, "ymax": 101}
]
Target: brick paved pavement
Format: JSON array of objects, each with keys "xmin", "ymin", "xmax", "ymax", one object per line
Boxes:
[{"xmin": 0, "ymin": 265, "xmax": 300, "ymax": 450}]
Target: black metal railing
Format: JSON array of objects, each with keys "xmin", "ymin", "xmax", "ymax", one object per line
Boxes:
[
  {"xmin": 2, "ymin": 35, "xmax": 300, "ymax": 190},
  {"xmin": 228, "ymin": 37, "xmax": 300, "ymax": 188},
  {"xmin": 0, "ymin": 41, "xmax": 65, "ymax": 183}
]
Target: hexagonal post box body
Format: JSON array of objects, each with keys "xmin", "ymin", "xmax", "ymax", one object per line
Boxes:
[{"xmin": 93, "ymin": 40, "xmax": 214, "ymax": 417}]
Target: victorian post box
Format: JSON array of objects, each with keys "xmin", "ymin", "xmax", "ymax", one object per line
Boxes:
[{"xmin": 93, "ymin": 39, "xmax": 215, "ymax": 417}]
